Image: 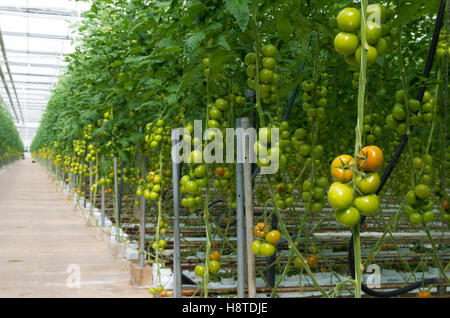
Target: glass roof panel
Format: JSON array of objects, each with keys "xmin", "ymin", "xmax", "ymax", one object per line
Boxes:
[{"xmin": 0, "ymin": 0, "xmax": 90, "ymax": 148}]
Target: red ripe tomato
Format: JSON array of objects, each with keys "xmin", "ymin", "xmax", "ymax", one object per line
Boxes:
[
  {"xmin": 331, "ymin": 155, "xmax": 354, "ymax": 182},
  {"xmin": 358, "ymin": 145, "xmax": 384, "ymax": 172}
]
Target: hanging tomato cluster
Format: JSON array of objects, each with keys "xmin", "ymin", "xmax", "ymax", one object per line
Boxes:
[
  {"xmin": 386, "ymin": 90, "xmax": 434, "ymax": 134},
  {"xmin": 332, "ymin": 3, "xmax": 396, "ymax": 66},
  {"xmin": 251, "ymin": 223, "xmax": 281, "ymax": 257},
  {"xmin": 327, "ymin": 146, "xmax": 384, "ymax": 227}
]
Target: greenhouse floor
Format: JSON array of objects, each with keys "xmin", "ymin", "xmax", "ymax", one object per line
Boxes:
[{"xmin": 0, "ymin": 158, "xmax": 149, "ymax": 297}]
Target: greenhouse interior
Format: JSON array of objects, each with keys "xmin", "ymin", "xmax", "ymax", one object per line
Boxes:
[{"xmin": 0, "ymin": 0, "xmax": 449, "ymax": 301}]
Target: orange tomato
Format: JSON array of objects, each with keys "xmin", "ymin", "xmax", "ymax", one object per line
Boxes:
[
  {"xmin": 215, "ymin": 167, "xmax": 225, "ymax": 177},
  {"xmin": 331, "ymin": 155, "xmax": 354, "ymax": 182},
  {"xmin": 417, "ymin": 290, "xmax": 432, "ymax": 298},
  {"xmin": 209, "ymin": 251, "xmax": 221, "ymax": 261},
  {"xmin": 254, "ymin": 222, "xmax": 270, "ymax": 238},
  {"xmin": 359, "ymin": 145, "xmax": 384, "ymax": 172},
  {"xmin": 306, "ymin": 254, "xmax": 319, "ymax": 266}
]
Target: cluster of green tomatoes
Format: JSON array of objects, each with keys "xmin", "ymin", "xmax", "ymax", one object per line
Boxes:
[
  {"xmin": 386, "ymin": 90, "xmax": 434, "ymax": 134},
  {"xmin": 332, "ymin": 3, "xmax": 396, "ymax": 66}
]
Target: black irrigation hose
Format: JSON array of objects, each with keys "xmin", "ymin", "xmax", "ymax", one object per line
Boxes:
[{"xmin": 347, "ymin": 0, "xmax": 447, "ymax": 297}]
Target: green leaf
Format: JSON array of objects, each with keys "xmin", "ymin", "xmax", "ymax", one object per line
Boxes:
[
  {"xmin": 185, "ymin": 31, "xmax": 206, "ymax": 53},
  {"xmin": 224, "ymin": 0, "xmax": 250, "ymax": 32},
  {"xmin": 216, "ymin": 34, "xmax": 230, "ymax": 51}
]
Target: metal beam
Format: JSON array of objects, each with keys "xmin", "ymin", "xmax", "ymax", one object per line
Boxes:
[
  {"xmin": 4, "ymin": 80, "xmax": 54, "ymax": 85},
  {"xmin": 0, "ymin": 26, "xmax": 24, "ymax": 123},
  {"xmin": 0, "ymin": 61, "xmax": 65, "ymax": 69},
  {"xmin": 1, "ymin": 31, "xmax": 73, "ymax": 41},
  {"xmin": 12, "ymin": 72, "xmax": 57, "ymax": 78},
  {"xmin": 5, "ymin": 49, "xmax": 65, "ymax": 56},
  {"xmin": 0, "ymin": 6, "xmax": 78, "ymax": 17},
  {"xmin": 0, "ymin": 64, "xmax": 19, "ymax": 121}
]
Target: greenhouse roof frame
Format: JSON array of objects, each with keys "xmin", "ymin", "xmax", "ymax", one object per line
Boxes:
[{"xmin": 0, "ymin": 0, "xmax": 90, "ymax": 149}]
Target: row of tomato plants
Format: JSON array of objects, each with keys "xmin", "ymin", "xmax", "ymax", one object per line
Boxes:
[{"xmin": 30, "ymin": 0, "xmax": 449, "ymax": 297}]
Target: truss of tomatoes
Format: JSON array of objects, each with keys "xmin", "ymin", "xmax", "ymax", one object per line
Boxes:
[
  {"xmin": 332, "ymin": 4, "xmax": 397, "ymax": 67},
  {"xmin": 251, "ymin": 223, "xmax": 281, "ymax": 257},
  {"xmin": 328, "ymin": 145, "xmax": 384, "ymax": 227}
]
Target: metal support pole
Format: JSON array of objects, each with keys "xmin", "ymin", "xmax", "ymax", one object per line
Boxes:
[
  {"xmin": 171, "ymin": 133, "xmax": 182, "ymax": 298},
  {"xmin": 235, "ymin": 118, "xmax": 246, "ymax": 298},
  {"xmin": 242, "ymin": 117, "xmax": 256, "ymax": 298},
  {"xmin": 139, "ymin": 154, "xmax": 147, "ymax": 268},
  {"xmin": 114, "ymin": 157, "xmax": 119, "ymax": 241},
  {"xmin": 89, "ymin": 161, "xmax": 93, "ymax": 204},
  {"xmin": 100, "ymin": 156, "xmax": 105, "ymax": 227},
  {"xmin": 118, "ymin": 161, "xmax": 125, "ymax": 223}
]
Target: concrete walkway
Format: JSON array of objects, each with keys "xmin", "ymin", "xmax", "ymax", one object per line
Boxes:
[{"xmin": 0, "ymin": 158, "xmax": 149, "ymax": 297}]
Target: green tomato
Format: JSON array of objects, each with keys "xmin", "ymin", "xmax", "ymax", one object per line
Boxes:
[
  {"xmin": 194, "ymin": 265, "xmax": 206, "ymax": 277},
  {"xmin": 316, "ymin": 176, "xmax": 329, "ymax": 189},
  {"xmin": 334, "ymin": 32, "xmax": 359, "ymax": 56},
  {"xmin": 185, "ymin": 181, "xmax": 199, "ymax": 194},
  {"xmin": 209, "ymin": 107, "xmax": 222, "ymax": 121},
  {"xmin": 261, "ymin": 57, "xmax": 276, "ymax": 69},
  {"xmin": 262, "ymin": 44, "xmax": 277, "ymax": 57},
  {"xmin": 293, "ymin": 256, "xmax": 305, "ymax": 269},
  {"xmin": 356, "ymin": 172, "xmax": 380, "ymax": 194},
  {"xmin": 409, "ymin": 212, "xmax": 422, "ymax": 225},
  {"xmin": 353, "ymin": 194, "xmax": 380, "ymax": 216},
  {"xmin": 259, "ymin": 68, "xmax": 274, "ymax": 84},
  {"xmin": 366, "ymin": 21, "xmax": 382, "ymax": 45},
  {"xmin": 327, "ymin": 182, "xmax": 353, "ymax": 210},
  {"xmin": 190, "ymin": 150, "xmax": 202, "ymax": 163},
  {"xmin": 208, "ymin": 260, "xmax": 221, "ymax": 274},
  {"xmin": 259, "ymin": 127, "xmax": 272, "ymax": 145},
  {"xmin": 215, "ymin": 98, "xmax": 228, "ymax": 111},
  {"xmin": 405, "ymin": 205, "xmax": 416, "ymax": 217},
  {"xmin": 336, "ymin": 7, "xmax": 361, "ymax": 32},
  {"xmin": 259, "ymin": 243, "xmax": 276, "ymax": 257},
  {"xmin": 414, "ymin": 184, "xmax": 431, "ymax": 199},
  {"xmin": 422, "ymin": 211, "xmax": 435, "ymax": 223},
  {"xmin": 354, "ymin": 45, "xmax": 378, "ymax": 65},
  {"xmin": 194, "ymin": 164, "xmax": 207, "ymax": 178},
  {"xmin": 244, "ymin": 52, "xmax": 256, "ymax": 65},
  {"xmin": 251, "ymin": 240, "xmax": 261, "ymax": 255},
  {"xmin": 335, "ymin": 206, "xmax": 360, "ymax": 227}
]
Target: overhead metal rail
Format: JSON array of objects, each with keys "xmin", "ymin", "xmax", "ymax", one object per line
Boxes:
[
  {"xmin": 0, "ymin": 26, "xmax": 24, "ymax": 122},
  {"xmin": 1, "ymin": 31, "xmax": 73, "ymax": 41},
  {"xmin": 5, "ymin": 49, "xmax": 65, "ymax": 56},
  {"xmin": 12, "ymin": 72, "xmax": 57, "ymax": 78},
  {"xmin": 0, "ymin": 61, "xmax": 65, "ymax": 69},
  {"xmin": 4, "ymin": 80, "xmax": 54, "ymax": 85},
  {"xmin": 0, "ymin": 6, "xmax": 79, "ymax": 17}
]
